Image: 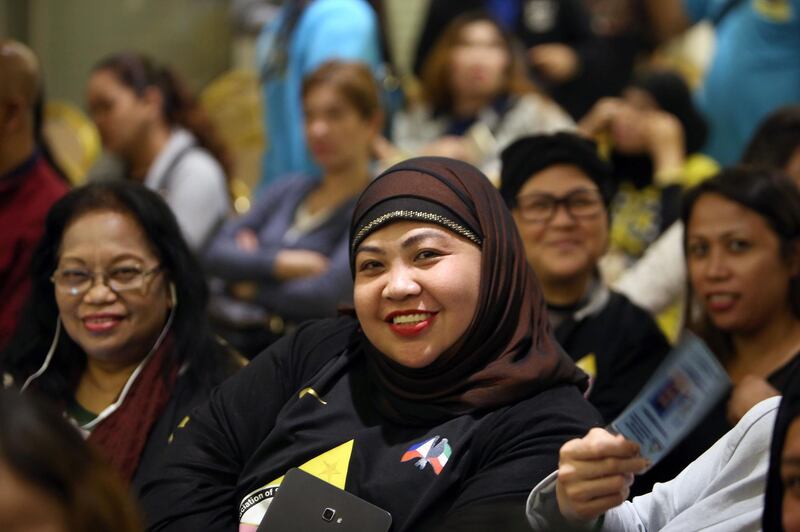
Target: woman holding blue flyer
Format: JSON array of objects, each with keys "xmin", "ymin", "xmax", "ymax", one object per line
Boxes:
[
  {"xmin": 527, "ymin": 367, "xmax": 800, "ymax": 532},
  {"xmin": 141, "ymin": 157, "xmax": 600, "ymax": 531},
  {"xmin": 526, "ymin": 167, "xmax": 800, "ymax": 529},
  {"xmin": 526, "ymin": 395, "xmax": 780, "ymax": 530}
]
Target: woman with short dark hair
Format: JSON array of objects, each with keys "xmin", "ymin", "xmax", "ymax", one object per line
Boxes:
[{"xmin": 500, "ymin": 132, "xmax": 669, "ymax": 422}]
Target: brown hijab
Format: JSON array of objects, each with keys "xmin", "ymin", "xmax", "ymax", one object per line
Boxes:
[{"xmin": 349, "ymin": 157, "xmax": 587, "ymax": 424}]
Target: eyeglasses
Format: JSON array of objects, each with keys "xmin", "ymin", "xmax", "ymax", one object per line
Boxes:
[
  {"xmin": 515, "ymin": 189, "xmax": 605, "ymax": 223},
  {"xmin": 51, "ymin": 265, "xmax": 163, "ymax": 296}
]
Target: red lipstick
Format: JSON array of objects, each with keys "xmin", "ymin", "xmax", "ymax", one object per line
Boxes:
[
  {"xmin": 82, "ymin": 313, "xmax": 123, "ymax": 333},
  {"xmin": 385, "ymin": 310, "xmax": 437, "ymax": 338}
]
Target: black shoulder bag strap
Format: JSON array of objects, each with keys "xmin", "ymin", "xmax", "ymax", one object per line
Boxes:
[{"xmin": 155, "ymin": 142, "xmax": 196, "ymax": 198}]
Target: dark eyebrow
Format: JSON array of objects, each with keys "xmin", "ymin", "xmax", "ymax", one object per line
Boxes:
[
  {"xmin": 354, "ymin": 244, "xmax": 384, "ymax": 257},
  {"xmin": 782, "ymin": 457, "xmax": 800, "ymax": 467},
  {"xmin": 110, "ymin": 254, "xmax": 149, "ymax": 263},
  {"xmin": 58, "ymin": 253, "xmax": 148, "ymax": 265},
  {"xmin": 400, "ymin": 230, "xmax": 449, "ymax": 249},
  {"xmin": 721, "ymin": 230, "xmax": 751, "ymax": 239},
  {"xmin": 687, "ymin": 229, "xmax": 751, "ymax": 241},
  {"xmin": 57, "ymin": 256, "xmax": 88, "ymax": 265},
  {"xmin": 518, "ymin": 187, "xmax": 599, "ymax": 199},
  {"xmin": 355, "ymin": 229, "xmax": 450, "ymax": 256}
]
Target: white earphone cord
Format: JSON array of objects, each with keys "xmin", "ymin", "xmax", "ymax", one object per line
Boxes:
[
  {"xmin": 20, "ymin": 318, "xmax": 61, "ymax": 393},
  {"xmin": 80, "ymin": 307, "xmax": 175, "ymax": 430},
  {"xmin": 18, "ymin": 302, "xmax": 175, "ymax": 396}
]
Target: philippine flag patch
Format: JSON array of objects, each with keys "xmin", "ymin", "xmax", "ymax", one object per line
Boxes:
[{"xmin": 401, "ymin": 436, "xmax": 452, "ymax": 475}]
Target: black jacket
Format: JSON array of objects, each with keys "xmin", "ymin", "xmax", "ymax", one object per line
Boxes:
[
  {"xmin": 140, "ymin": 316, "xmax": 600, "ymax": 531},
  {"xmin": 553, "ymin": 286, "xmax": 670, "ymax": 422},
  {"xmin": 131, "ymin": 371, "xmax": 227, "ymax": 496}
]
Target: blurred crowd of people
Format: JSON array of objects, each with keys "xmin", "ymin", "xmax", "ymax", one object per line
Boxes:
[{"xmin": 1, "ymin": 0, "xmax": 799, "ymax": 530}]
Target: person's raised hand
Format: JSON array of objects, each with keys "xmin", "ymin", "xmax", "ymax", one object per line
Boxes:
[
  {"xmin": 577, "ymin": 97, "xmax": 625, "ymax": 138},
  {"xmin": 641, "ymin": 110, "xmax": 686, "ymax": 182},
  {"xmin": 556, "ymin": 428, "xmax": 649, "ymax": 522},
  {"xmin": 642, "ymin": 110, "xmax": 683, "ymax": 150}
]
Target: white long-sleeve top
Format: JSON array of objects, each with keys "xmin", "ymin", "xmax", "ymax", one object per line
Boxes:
[{"xmin": 526, "ymin": 395, "xmax": 780, "ymax": 531}]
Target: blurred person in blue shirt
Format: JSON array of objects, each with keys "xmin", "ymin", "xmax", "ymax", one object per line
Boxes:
[{"xmin": 256, "ymin": 0, "xmax": 381, "ymax": 188}]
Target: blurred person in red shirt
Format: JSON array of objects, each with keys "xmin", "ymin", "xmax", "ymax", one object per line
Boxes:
[{"xmin": 0, "ymin": 39, "xmax": 68, "ymax": 349}]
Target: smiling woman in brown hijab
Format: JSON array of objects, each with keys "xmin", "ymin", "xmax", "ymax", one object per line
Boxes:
[
  {"xmin": 351, "ymin": 157, "xmax": 588, "ymax": 424},
  {"xmin": 141, "ymin": 157, "xmax": 600, "ymax": 531}
]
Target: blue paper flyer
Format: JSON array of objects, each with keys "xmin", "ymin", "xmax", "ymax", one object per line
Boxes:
[{"xmin": 608, "ymin": 332, "xmax": 731, "ymax": 467}]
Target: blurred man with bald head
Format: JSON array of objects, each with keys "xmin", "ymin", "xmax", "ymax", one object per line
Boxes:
[{"xmin": 0, "ymin": 39, "xmax": 68, "ymax": 348}]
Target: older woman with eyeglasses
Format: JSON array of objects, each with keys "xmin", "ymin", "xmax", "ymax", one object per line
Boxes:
[
  {"xmin": 500, "ymin": 133, "xmax": 670, "ymax": 423},
  {"xmin": 1, "ymin": 180, "xmax": 242, "ymax": 498}
]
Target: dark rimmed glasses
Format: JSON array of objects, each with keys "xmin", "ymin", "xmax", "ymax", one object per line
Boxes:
[
  {"xmin": 51, "ymin": 265, "xmax": 163, "ymax": 296},
  {"xmin": 515, "ymin": 189, "xmax": 605, "ymax": 223}
]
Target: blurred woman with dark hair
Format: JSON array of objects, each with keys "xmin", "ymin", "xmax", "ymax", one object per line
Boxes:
[
  {"xmin": 0, "ymin": 388, "xmax": 142, "ymax": 532},
  {"xmin": 86, "ymin": 52, "xmax": 231, "ymax": 251},
  {"xmin": 383, "ymin": 11, "xmax": 572, "ymax": 183},
  {"xmin": 684, "ymin": 168, "xmax": 800, "ymax": 392},
  {"xmin": 1, "ymin": 181, "xmax": 242, "ymax": 496}
]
